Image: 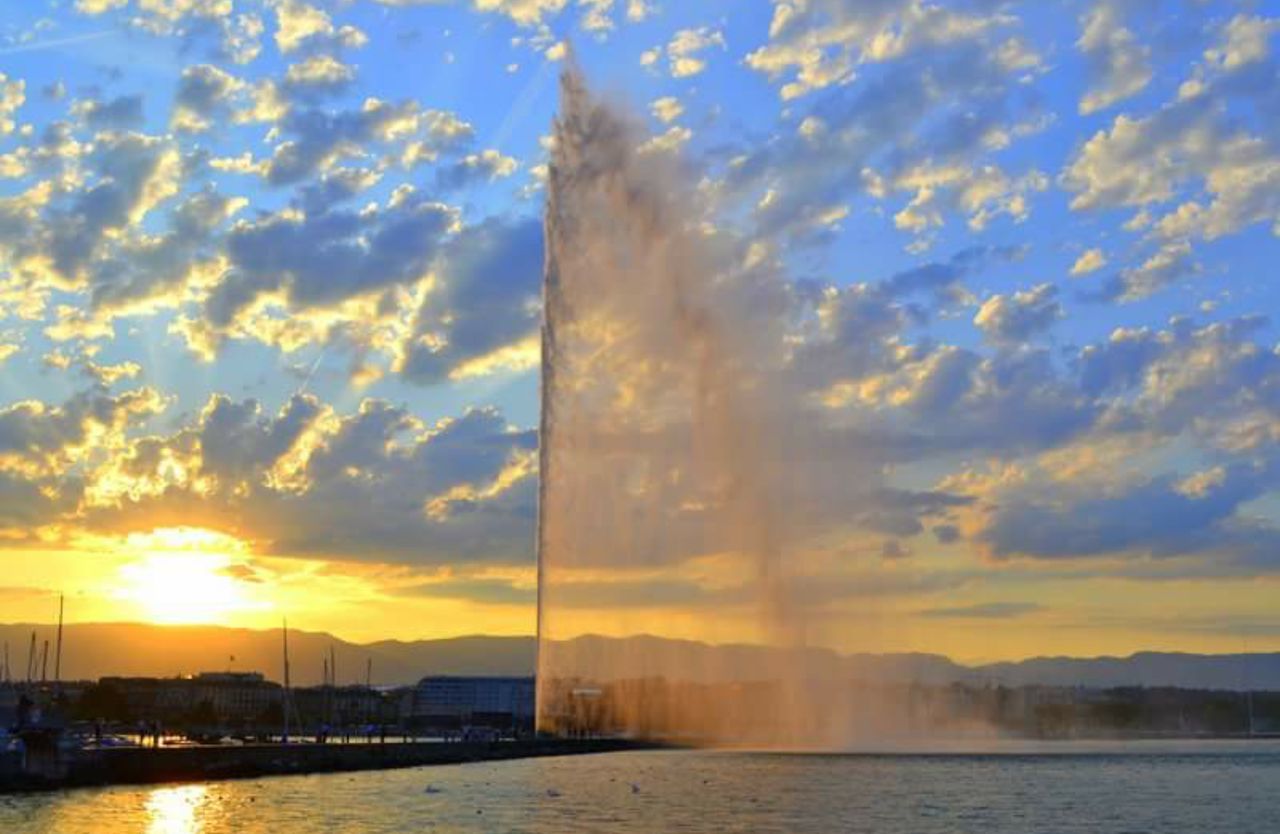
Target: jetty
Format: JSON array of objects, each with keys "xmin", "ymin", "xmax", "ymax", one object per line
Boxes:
[{"xmin": 0, "ymin": 737, "xmax": 653, "ymax": 792}]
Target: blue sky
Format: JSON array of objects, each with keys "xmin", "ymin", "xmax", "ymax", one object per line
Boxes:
[{"xmin": 0, "ymin": 0, "xmax": 1277, "ymax": 660}]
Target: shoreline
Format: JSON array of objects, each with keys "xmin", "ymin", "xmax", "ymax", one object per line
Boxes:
[{"xmin": 0, "ymin": 738, "xmax": 659, "ymax": 795}]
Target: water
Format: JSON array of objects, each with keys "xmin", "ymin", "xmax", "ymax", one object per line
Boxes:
[{"xmin": 5, "ymin": 745, "xmax": 1279, "ymax": 833}]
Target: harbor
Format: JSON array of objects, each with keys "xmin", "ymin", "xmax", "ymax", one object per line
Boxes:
[{"xmin": 1, "ymin": 609, "xmax": 648, "ymax": 793}]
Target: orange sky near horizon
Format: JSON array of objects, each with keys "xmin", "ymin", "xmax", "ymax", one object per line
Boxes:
[{"xmin": 5, "ymin": 525, "xmax": 1279, "ymax": 664}]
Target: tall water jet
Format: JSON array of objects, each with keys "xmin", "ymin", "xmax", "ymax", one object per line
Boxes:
[{"xmin": 538, "ymin": 66, "xmax": 885, "ymax": 745}]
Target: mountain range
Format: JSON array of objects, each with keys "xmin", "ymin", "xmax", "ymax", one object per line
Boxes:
[{"xmin": 0, "ymin": 623, "xmax": 1275, "ymax": 691}]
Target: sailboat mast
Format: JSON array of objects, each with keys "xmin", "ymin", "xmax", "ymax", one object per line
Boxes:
[
  {"xmin": 282, "ymin": 618, "xmax": 292, "ymax": 743},
  {"xmin": 54, "ymin": 594, "xmax": 64, "ymax": 689},
  {"xmin": 40, "ymin": 640, "xmax": 49, "ymax": 684}
]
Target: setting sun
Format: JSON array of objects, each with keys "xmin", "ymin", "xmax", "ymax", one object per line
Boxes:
[{"xmin": 113, "ymin": 528, "xmax": 266, "ymax": 625}]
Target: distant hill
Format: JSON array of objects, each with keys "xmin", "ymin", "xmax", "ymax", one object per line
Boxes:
[
  {"xmin": 0, "ymin": 622, "xmax": 1276, "ymax": 690},
  {"xmin": 0, "ymin": 623, "xmax": 533, "ymax": 686},
  {"xmin": 975, "ymin": 651, "xmax": 1280, "ymax": 690}
]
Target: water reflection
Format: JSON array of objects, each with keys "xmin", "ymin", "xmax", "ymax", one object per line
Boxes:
[
  {"xmin": 145, "ymin": 785, "xmax": 209, "ymax": 834},
  {"xmin": 2, "ymin": 747, "xmax": 1279, "ymax": 834}
]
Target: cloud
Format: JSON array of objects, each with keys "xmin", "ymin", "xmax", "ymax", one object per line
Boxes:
[
  {"xmin": 745, "ymin": 0, "xmax": 1020, "ymax": 100},
  {"xmin": 85, "ymin": 186, "xmax": 245, "ymax": 313},
  {"xmin": 172, "ymin": 64, "xmax": 244, "ymax": 132},
  {"xmin": 261, "ymin": 99, "xmax": 469, "ymax": 185},
  {"xmin": 283, "ymin": 55, "xmax": 358, "ymax": 98},
  {"xmin": 13, "ymin": 0, "xmax": 1280, "ymax": 615},
  {"xmin": 75, "ymin": 0, "xmax": 128, "ymax": 12},
  {"xmin": 795, "ymin": 245, "xmax": 1024, "ymax": 390},
  {"xmin": 203, "ymin": 187, "xmax": 455, "ymax": 329},
  {"xmin": 578, "ymin": 0, "xmax": 614, "ymax": 34},
  {"xmin": 196, "ymin": 393, "xmax": 323, "ymax": 485},
  {"xmin": 81, "ymin": 397, "xmax": 539, "ymax": 565},
  {"xmin": 1076, "ymin": 1, "xmax": 1153, "ymax": 115},
  {"xmin": 978, "ymin": 460, "xmax": 1279, "ymax": 565},
  {"xmin": 1063, "ymin": 19, "xmax": 1280, "ymax": 264},
  {"xmin": 1089, "ymin": 240, "xmax": 1197, "ymax": 303},
  {"xmin": 396, "ymin": 215, "xmax": 542, "ymax": 384},
  {"xmin": 0, "ymin": 388, "xmax": 538, "ymax": 566},
  {"xmin": 433, "ymin": 149, "xmax": 519, "ymax": 192},
  {"xmin": 1204, "ymin": 13, "xmax": 1279, "ymax": 72},
  {"xmin": 0, "ymin": 386, "xmax": 166, "ymax": 481},
  {"xmin": 649, "ymin": 96, "xmax": 683, "ymax": 124},
  {"xmin": 1070, "ymin": 248, "xmax": 1107, "ymax": 276},
  {"xmin": 919, "ymin": 602, "xmax": 1043, "ymax": 619},
  {"xmin": 640, "ymin": 125, "xmax": 691, "ymax": 154},
  {"xmin": 4, "ymin": 130, "xmax": 183, "ymax": 294},
  {"xmin": 0, "ymin": 73, "xmax": 26, "ymax": 135},
  {"xmin": 405, "ymin": 576, "xmax": 536, "ymax": 605},
  {"xmin": 274, "ymin": 0, "xmax": 367, "ymax": 53},
  {"xmin": 664, "ymin": 27, "xmax": 725, "ymax": 78},
  {"xmin": 73, "ymin": 94, "xmax": 145, "ymax": 129},
  {"xmin": 727, "ymin": 12, "xmax": 1048, "ymax": 242},
  {"xmin": 1073, "ymin": 315, "xmax": 1280, "ymax": 443},
  {"xmin": 973, "ymin": 283, "xmax": 1062, "ymax": 344},
  {"xmin": 372, "ymin": 0, "xmax": 572, "ymax": 29}
]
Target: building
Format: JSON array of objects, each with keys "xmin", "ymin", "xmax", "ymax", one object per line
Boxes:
[
  {"xmin": 410, "ymin": 676, "xmax": 534, "ymax": 733},
  {"xmin": 292, "ymin": 684, "xmax": 388, "ymax": 728},
  {"xmin": 97, "ymin": 673, "xmax": 282, "ymax": 725},
  {"xmin": 189, "ymin": 672, "xmax": 280, "ymax": 723}
]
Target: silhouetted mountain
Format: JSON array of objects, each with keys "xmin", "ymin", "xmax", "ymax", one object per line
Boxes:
[
  {"xmin": 0, "ymin": 623, "xmax": 1275, "ymax": 690},
  {"xmin": 0, "ymin": 623, "xmax": 533, "ymax": 686},
  {"xmin": 976, "ymin": 651, "xmax": 1280, "ymax": 690}
]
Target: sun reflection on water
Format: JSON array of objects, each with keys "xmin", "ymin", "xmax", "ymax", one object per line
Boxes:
[{"xmin": 144, "ymin": 785, "xmax": 209, "ymax": 834}]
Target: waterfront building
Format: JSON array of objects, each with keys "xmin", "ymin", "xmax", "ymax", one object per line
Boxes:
[
  {"xmin": 410, "ymin": 676, "xmax": 535, "ymax": 733},
  {"xmin": 190, "ymin": 672, "xmax": 280, "ymax": 722},
  {"xmin": 96, "ymin": 673, "xmax": 282, "ymax": 725}
]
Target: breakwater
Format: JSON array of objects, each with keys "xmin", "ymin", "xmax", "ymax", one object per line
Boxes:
[{"xmin": 1, "ymin": 738, "xmax": 654, "ymax": 792}]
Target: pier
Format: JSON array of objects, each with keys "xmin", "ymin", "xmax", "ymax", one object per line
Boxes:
[{"xmin": 0, "ymin": 737, "xmax": 652, "ymax": 792}]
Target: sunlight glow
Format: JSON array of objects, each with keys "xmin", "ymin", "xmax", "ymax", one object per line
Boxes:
[
  {"xmin": 113, "ymin": 528, "xmax": 265, "ymax": 625},
  {"xmin": 145, "ymin": 784, "xmax": 210, "ymax": 834}
]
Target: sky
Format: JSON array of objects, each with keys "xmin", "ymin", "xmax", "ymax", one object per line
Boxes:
[{"xmin": 0, "ymin": 0, "xmax": 1277, "ymax": 663}]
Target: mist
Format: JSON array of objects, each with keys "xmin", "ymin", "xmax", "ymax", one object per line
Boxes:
[{"xmin": 536, "ymin": 64, "xmax": 909, "ymax": 746}]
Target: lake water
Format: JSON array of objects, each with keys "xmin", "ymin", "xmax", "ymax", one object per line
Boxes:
[{"xmin": 3, "ymin": 742, "xmax": 1279, "ymax": 833}]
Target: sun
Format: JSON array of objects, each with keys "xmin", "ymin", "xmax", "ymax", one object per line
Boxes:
[{"xmin": 114, "ymin": 527, "xmax": 265, "ymax": 625}]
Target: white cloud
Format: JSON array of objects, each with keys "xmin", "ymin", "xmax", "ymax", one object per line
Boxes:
[
  {"xmin": 1076, "ymin": 2, "xmax": 1152, "ymax": 115},
  {"xmin": 472, "ymin": 0, "xmax": 569, "ymax": 28},
  {"xmin": 1109, "ymin": 240, "xmax": 1197, "ymax": 302},
  {"xmin": 1070, "ymin": 248, "xmax": 1107, "ymax": 276},
  {"xmin": 745, "ymin": 0, "xmax": 1017, "ymax": 100},
  {"xmin": 649, "ymin": 96, "xmax": 683, "ymax": 124},
  {"xmin": 284, "ymin": 54, "xmax": 357, "ymax": 92},
  {"xmin": 974, "ymin": 284, "xmax": 1063, "ymax": 344},
  {"xmin": 640, "ymin": 124, "xmax": 691, "ymax": 154},
  {"xmin": 1204, "ymin": 14, "xmax": 1279, "ymax": 71},
  {"xmin": 579, "ymin": 0, "xmax": 613, "ymax": 33},
  {"xmin": 625, "ymin": 0, "xmax": 652, "ymax": 23},
  {"xmin": 275, "ymin": 0, "xmax": 330, "ymax": 52},
  {"xmin": 0, "ymin": 73, "xmax": 26, "ymax": 136},
  {"xmin": 665, "ymin": 27, "xmax": 725, "ymax": 77},
  {"xmin": 74, "ymin": 0, "xmax": 127, "ymax": 12}
]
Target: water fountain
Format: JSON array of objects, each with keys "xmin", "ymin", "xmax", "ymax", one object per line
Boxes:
[{"xmin": 536, "ymin": 65, "xmax": 885, "ymax": 745}]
